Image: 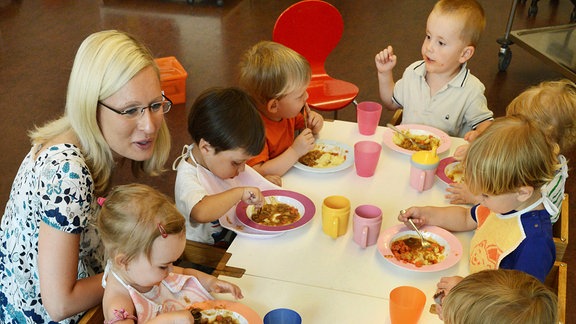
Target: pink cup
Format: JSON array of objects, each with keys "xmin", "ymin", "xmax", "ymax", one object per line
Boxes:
[
  {"xmin": 353, "ymin": 205, "xmax": 383, "ymax": 248},
  {"xmin": 357, "ymin": 101, "xmax": 383, "ymax": 135},
  {"xmin": 409, "ymin": 151, "xmax": 439, "ymax": 192},
  {"xmin": 354, "ymin": 141, "xmax": 382, "ymax": 177}
]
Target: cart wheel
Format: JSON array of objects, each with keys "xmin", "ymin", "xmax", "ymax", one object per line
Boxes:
[{"xmin": 498, "ymin": 48, "xmax": 512, "ymax": 72}]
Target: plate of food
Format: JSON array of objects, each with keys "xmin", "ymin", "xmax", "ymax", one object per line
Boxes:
[
  {"xmin": 294, "ymin": 139, "xmax": 354, "ymax": 173},
  {"xmin": 189, "ymin": 300, "xmax": 262, "ymax": 324},
  {"xmin": 377, "ymin": 224, "xmax": 462, "ymax": 272},
  {"xmin": 382, "ymin": 124, "xmax": 451, "ymax": 155},
  {"xmin": 235, "ymin": 189, "xmax": 315, "ymax": 232},
  {"xmin": 436, "ymin": 156, "xmax": 464, "ymax": 185},
  {"xmin": 219, "ymin": 213, "xmax": 284, "ymax": 239}
]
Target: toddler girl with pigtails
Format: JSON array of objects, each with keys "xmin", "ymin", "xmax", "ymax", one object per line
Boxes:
[{"xmin": 96, "ymin": 183, "xmax": 243, "ymax": 324}]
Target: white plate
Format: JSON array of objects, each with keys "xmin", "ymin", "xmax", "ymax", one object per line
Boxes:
[
  {"xmin": 219, "ymin": 213, "xmax": 284, "ymax": 239},
  {"xmin": 382, "ymin": 124, "xmax": 451, "ymax": 155},
  {"xmin": 293, "ymin": 139, "xmax": 354, "ymax": 173}
]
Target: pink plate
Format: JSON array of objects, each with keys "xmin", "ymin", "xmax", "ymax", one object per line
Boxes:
[
  {"xmin": 190, "ymin": 300, "xmax": 262, "ymax": 324},
  {"xmin": 382, "ymin": 124, "xmax": 451, "ymax": 155},
  {"xmin": 436, "ymin": 156, "xmax": 462, "ymax": 185},
  {"xmin": 236, "ymin": 189, "xmax": 316, "ymax": 232},
  {"xmin": 377, "ymin": 224, "xmax": 463, "ymax": 272}
]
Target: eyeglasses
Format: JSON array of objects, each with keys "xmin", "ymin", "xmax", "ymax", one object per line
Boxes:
[{"xmin": 98, "ymin": 94, "xmax": 172, "ymax": 119}]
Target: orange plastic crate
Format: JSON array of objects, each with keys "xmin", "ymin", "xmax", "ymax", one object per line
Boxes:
[{"xmin": 155, "ymin": 56, "xmax": 188, "ymax": 105}]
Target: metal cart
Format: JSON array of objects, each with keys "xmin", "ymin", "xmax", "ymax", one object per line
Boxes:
[{"xmin": 497, "ymin": 0, "xmax": 576, "ymax": 71}]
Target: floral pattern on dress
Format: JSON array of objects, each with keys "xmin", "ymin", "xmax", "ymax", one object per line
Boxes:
[{"xmin": 0, "ymin": 144, "xmax": 103, "ymax": 323}]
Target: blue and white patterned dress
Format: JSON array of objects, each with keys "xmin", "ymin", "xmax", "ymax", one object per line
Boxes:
[{"xmin": 0, "ymin": 144, "xmax": 103, "ymax": 323}]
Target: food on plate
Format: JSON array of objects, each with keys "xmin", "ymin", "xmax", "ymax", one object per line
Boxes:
[
  {"xmin": 298, "ymin": 144, "xmax": 347, "ymax": 168},
  {"xmin": 390, "ymin": 235, "xmax": 445, "ymax": 267},
  {"xmin": 189, "ymin": 308, "xmax": 241, "ymax": 324},
  {"xmin": 392, "ymin": 130, "xmax": 440, "ymax": 151},
  {"xmin": 445, "ymin": 162, "xmax": 464, "ymax": 183},
  {"xmin": 251, "ymin": 201, "xmax": 300, "ymax": 226}
]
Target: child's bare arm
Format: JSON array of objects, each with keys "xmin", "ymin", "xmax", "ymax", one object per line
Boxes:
[
  {"xmin": 190, "ymin": 187, "xmax": 264, "ymax": 223},
  {"xmin": 251, "ymin": 129, "xmax": 315, "ymax": 176},
  {"xmin": 397, "ymin": 206, "xmax": 476, "ymax": 232},
  {"xmin": 375, "ymin": 46, "xmax": 402, "ymax": 111},
  {"xmin": 177, "ymin": 266, "xmax": 244, "ymax": 299}
]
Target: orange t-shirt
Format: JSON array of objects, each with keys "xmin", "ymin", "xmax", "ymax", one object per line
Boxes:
[{"xmin": 247, "ymin": 113, "xmax": 305, "ymax": 166}]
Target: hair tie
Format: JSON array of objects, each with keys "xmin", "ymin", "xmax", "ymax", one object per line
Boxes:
[
  {"xmin": 97, "ymin": 197, "xmax": 106, "ymax": 206},
  {"xmin": 157, "ymin": 223, "xmax": 168, "ymax": 238}
]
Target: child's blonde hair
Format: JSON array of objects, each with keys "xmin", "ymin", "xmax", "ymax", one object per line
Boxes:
[
  {"xmin": 433, "ymin": 0, "xmax": 486, "ymax": 46},
  {"xmin": 238, "ymin": 41, "xmax": 311, "ymax": 107},
  {"xmin": 442, "ymin": 269, "xmax": 558, "ymax": 324},
  {"xmin": 464, "ymin": 115, "xmax": 558, "ymax": 195},
  {"xmin": 97, "ymin": 183, "xmax": 185, "ymax": 263},
  {"xmin": 506, "ymin": 79, "xmax": 576, "ymax": 153}
]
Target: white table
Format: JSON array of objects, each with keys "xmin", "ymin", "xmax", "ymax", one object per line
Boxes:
[{"xmin": 223, "ymin": 120, "xmax": 471, "ymax": 323}]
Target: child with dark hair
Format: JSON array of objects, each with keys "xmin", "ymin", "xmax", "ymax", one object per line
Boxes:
[{"xmin": 173, "ymin": 87, "xmax": 278, "ymax": 245}]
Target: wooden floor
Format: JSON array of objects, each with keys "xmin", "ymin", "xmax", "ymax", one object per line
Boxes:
[{"xmin": 0, "ymin": 0, "xmax": 574, "ymax": 322}]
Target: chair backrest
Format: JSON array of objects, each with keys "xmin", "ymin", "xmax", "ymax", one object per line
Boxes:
[
  {"xmin": 545, "ymin": 261, "xmax": 567, "ymax": 324},
  {"xmin": 553, "ymin": 193, "xmax": 569, "ymax": 261},
  {"xmin": 273, "ymin": 0, "xmax": 344, "ymax": 76}
]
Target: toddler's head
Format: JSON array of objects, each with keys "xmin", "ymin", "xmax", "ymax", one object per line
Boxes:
[
  {"xmin": 97, "ymin": 183, "xmax": 186, "ymax": 268},
  {"xmin": 239, "ymin": 41, "xmax": 311, "ymax": 111},
  {"xmin": 506, "ymin": 79, "xmax": 576, "ymax": 153},
  {"xmin": 431, "ymin": 0, "xmax": 485, "ymax": 47},
  {"xmin": 464, "ymin": 116, "xmax": 557, "ymax": 198},
  {"xmin": 442, "ymin": 269, "xmax": 558, "ymax": 324}
]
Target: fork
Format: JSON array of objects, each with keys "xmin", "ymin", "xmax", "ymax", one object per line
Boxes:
[
  {"xmin": 407, "ymin": 218, "xmax": 431, "ymax": 249},
  {"xmin": 386, "ymin": 123, "xmax": 429, "ymax": 150}
]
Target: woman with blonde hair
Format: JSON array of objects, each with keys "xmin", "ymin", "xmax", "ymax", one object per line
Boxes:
[{"xmin": 0, "ymin": 30, "xmax": 171, "ymax": 323}]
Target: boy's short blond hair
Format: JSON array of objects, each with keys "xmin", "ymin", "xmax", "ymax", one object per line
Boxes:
[
  {"xmin": 433, "ymin": 0, "xmax": 486, "ymax": 46},
  {"xmin": 97, "ymin": 183, "xmax": 185, "ymax": 263},
  {"xmin": 464, "ymin": 115, "xmax": 558, "ymax": 195},
  {"xmin": 506, "ymin": 79, "xmax": 576, "ymax": 153},
  {"xmin": 238, "ymin": 41, "xmax": 311, "ymax": 107},
  {"xmin": 442, "ymin": 269, "xmax": 558, "ymax": 324}
]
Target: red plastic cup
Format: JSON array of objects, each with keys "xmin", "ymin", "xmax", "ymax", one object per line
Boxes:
[
  {"xmin": 354, "ymin": 141, "xmax": 382, "ymax": 177},
  {"xmin": 357, "ymin": 101, "xmax": 383, "ymax": 135}
]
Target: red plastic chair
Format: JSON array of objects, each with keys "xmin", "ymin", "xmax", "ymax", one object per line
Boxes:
[{"xmin": 273, "ymin": 0, "xmax": 359, "ymax": 119}]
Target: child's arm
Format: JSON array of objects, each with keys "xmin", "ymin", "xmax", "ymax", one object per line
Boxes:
[
  {"xmin": 251, "ymin": 128, "xmax": 316, "ymax": 176},
  {"xmin": 464, "ymin": 119, "xmax": 492, "ymax": 142},
  {"xmin": 397, "ymin": 206, "xmax": 477, "ymax": 232},
  {"xmin": 176, "ymin": 266, "xmax": 244, "ymax": 299},
  {"xmin": 305, "ymin": 105, "xmax": 324, "ymax": 134},
  {"xmin": 375, "ymin": 46, "xmax": 402, "ymax": 111},
  {"xmin": 445, "ymin": 182, "xmax": 481, "ymax": 205},
  {"xmin": 191, "ymin": 187, "xmax": 264, "ymax": 223}
]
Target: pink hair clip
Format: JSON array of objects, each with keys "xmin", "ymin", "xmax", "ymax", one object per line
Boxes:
[
  {"xmin": 97, "ymin": 197, "xmax": 106, "ymax": 206},
  {"xmin": 157, "ymin": 223, "xmax": 168, "ymax": 238}
]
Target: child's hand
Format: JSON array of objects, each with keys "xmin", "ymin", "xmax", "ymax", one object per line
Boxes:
[
  {"xmin": 209, "ymin": 278, "xmax": 244, "ymax": 299},
  {"xmin": 397, "ymin": 207, "xmax": 427, "ymax": 227},
  {"xmin": 375, "ymin": 46, "xmax": 397, "ymax": 73},
  {"xmin": 292, "ymin": 128, "xmax": 315, "ymax": 156},
  {"xmin": 453, "ymin": 144, "xmax": 469, "ymax": 161},
  {"xmin": 446, "ymin": 183, "xmax": 480, "ymax": 205},
  {"xmin": 463, "ymin": 129, "xmax": 480, "ymax": 142},
  {"xmin": 242, "ymin": 188, "xmax": 264, "ymax": 206},
  {"xmin": 305, "ymin": 106, "xmax": 324, "ymax": 135},
  {"xmin": 264, "ymin": 175, "xmax": 282, "ymax": 187},
  {"xmin": 433, "ymin": 275, "xmax": 463, "ymax": 320}
]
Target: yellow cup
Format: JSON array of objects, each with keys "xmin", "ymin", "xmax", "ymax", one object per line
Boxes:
[{"xmin": 322, "ymin": 196, "xmax": 351, "ymax": 238}]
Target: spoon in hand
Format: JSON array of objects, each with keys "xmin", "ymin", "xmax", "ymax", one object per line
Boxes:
[{"xmin": 407, "ymin": 218, "xmax": 431, "ymax": 249}]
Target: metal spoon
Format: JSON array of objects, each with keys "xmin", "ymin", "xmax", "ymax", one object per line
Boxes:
[
  {"xmin": 407, "ymin": 218, "xmax": 431, "ymax": 249},
  {"xmin": 386, "ymin": 123, "xmax": 429, "ymax": 150}
]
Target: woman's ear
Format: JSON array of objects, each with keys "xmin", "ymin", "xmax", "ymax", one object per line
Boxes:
[
  {"xmin": 459, "ymin": 45, "xmax": 475, "ymax": 63},
  {"xmin": 516, "ymin": 186, "xmax": 535, "ymax": 202}
]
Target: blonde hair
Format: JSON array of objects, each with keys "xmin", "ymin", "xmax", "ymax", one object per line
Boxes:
[
  {"xmin": 442, "ymin": 269, "xmax": 558, "ymax": 324},
  {"xmin": 96, "ymin": 183, "xmax": 185, "ymax": 263},
  {"xmin": 506, "ymin": 79, "xmax": 576, "ymax": 153},
  {"xmin": 238, "ymin": 41, "xmax": 311, "ymax": 107},
  {"xmin": 29, "ymin": 30, "xmax": 171, "ymax": 195},
  {"xmin": 464, "ymin": 116, "xmax": 558, "ymax": 195},
  {"xmin": 433, "ymin": 0, "xmax": 486, "ymax": 46}
]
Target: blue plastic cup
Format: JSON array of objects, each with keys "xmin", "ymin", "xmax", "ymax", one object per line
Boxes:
[{"xmin": 263, "ymin": 308, "xmax": 302, "ymax": 324}]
